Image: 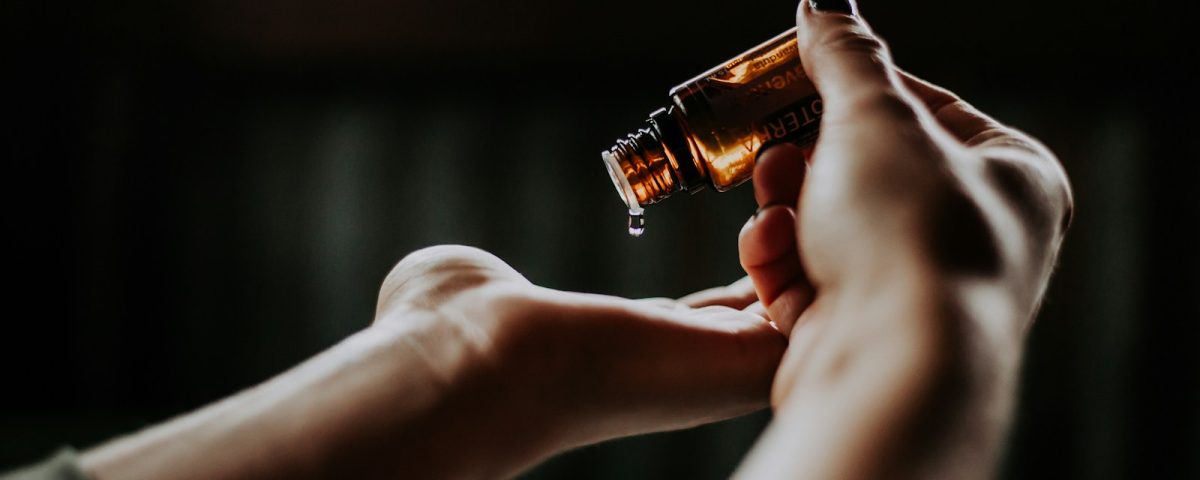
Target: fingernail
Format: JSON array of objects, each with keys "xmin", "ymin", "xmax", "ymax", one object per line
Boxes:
[
  {"xmin": 808, "ymin": 0, "xmax": 855, "ymax": 14},
  {"xmin": 741, "ymin": 211, "xmax": 758, "ymax": 234}
]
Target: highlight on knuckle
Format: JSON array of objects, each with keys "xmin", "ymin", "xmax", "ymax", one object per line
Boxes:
[
  {"xmin": 380, "ymin": 244, "xmax": 502, "ymax": 307},
  {"xmin": 398, "ymin": 245, "xmax": 494, "ymax": 270}
]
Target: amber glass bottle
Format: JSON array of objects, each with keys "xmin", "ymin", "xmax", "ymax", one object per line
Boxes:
[{"xmin": 602, "ymin": 27, "xmax": 822, "ymax": 213}]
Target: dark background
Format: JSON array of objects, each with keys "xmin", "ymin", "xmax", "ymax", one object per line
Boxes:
[{"xmin": 5, "ymin": 0, "xmax": 1197, "ymax": 477}]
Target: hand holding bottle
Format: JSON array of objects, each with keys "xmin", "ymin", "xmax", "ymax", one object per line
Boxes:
[
  {"xmin": 735, "ymin": 1, "xmax": 1072, "ymax": 477},
  {"xmin": 67, "ymin": 3, "xmax": 1073, "ymax": 480}
]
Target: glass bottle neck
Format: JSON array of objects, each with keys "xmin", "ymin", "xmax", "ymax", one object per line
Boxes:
[{"xmin": 602, "ymin": 107, "xmax": 702, "ymax": 207}]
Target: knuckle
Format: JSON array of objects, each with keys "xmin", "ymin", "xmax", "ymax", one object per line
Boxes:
[
  {"xmin": 967, "ymin": 127, "xmax": 1041, "ymax": 153},
  {"xmin": 380, "ymin": 245, "xmax": 519, "ymax": 309},
  {"xmin": 1059, "ymin": 179, "xmax": 1075, "ymax": 234},
  {"xmin": 963, "ymin": 127, "xmax": 1074, "ymax": 238},
  {"xmin": 397, "ymin": 244, "xmax": 496, "ymax": 270},
  {"xmin": 386, "ymin": 245, "xmax": 472, "ymax": 287}
]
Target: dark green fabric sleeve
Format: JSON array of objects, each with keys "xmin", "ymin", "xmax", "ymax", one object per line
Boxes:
[{"xmin": 0, "ymin": 449, "xmax": 89, "ymax": 480}]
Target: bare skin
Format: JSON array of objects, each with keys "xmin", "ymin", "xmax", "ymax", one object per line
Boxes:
[
  {"xmin": 78, "ymin": 1, "xmax": 1071, "ymax": 479},
  {"xmin": 735, "ymin": 2, "xmax": 1070, "ymax": 477},
  {"xmin": 78, "ymin": 250, "xmax": 785, "ymax": 479}
]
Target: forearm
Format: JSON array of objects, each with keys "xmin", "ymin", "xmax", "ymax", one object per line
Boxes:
[
  {"xmin": 739, "ymin": 274, "xmax": 1021, "ymax": 479},
  {"xmin": 80, "ymin": 306, "xmax": 545, "ymax": 480}
]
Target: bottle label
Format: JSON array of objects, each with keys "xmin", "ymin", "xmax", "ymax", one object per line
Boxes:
[
  {"xmin": 756, "ymin": 95, "xmax": 823, "ymax": 148},
  {"xmin": 702, "ymin": 46, "xmax": 821, "ymax": 151},
  {"xmin": 671, "ymin": 28, "xmax": 822, "ymax": 190}
]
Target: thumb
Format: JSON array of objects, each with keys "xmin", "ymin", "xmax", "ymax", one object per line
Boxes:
[{"xmin": 796, "ymin": 0, "xmax": 911, "ymax": 120}]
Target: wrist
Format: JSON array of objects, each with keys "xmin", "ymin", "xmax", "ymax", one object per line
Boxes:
[
  {"xmin": 80, "ymin": 296, "xmax": 557, "ymax": 480},
  {"xmin": 318, "ymin": 296, "xmax": 560, "ymax": 478}
]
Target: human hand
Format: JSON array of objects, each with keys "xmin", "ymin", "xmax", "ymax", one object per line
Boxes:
[
  {"xmin": 735, "ymin": 1, "xmax": 1072, "ymax": 477},
  {"xmin": 370, "ymin": 246, "xmax": 784, "ymax": 477},
  {"xmin": 79, "ymin": 245, "xmax": 780, "ymax": 480}
]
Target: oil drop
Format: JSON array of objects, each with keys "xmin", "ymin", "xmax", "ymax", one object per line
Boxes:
[{"xmin": 627, "ymin": 209, "xmax": 645, "ymax": 237}]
